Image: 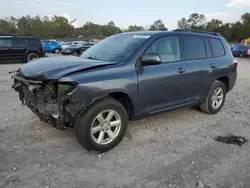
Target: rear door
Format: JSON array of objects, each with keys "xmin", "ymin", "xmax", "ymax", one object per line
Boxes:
[
  {"xmin": 11, "ymin": 38, "xmax": 27, "ymax": 61},
  {"xmin": 0, "ymin": 38, "xmax": 12, "ymax": 62},
  {"xmin": 182, "ymin": 35, "xmax": 214, "ymax": 102}
]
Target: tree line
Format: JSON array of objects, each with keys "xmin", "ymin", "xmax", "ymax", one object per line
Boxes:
[{"xmin": 0, "ymin": 12, "xmax": 250, "ymax": 42}]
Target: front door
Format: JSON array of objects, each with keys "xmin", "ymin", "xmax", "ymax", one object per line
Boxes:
[
  {"xmin": 137, "ymin": 36, "xmax": 190, "ymax": 115},
  {"xmin": 0, "ymin": 38, "xmax": 12, "ymax": 63}
]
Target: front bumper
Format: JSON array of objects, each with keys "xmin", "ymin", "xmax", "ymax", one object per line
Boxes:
[{"xmin": 11, "ymin": 73, "xmax": 77, "ymax": 129}]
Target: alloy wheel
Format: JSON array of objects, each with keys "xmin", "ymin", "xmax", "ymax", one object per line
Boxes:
[
  {"xmin": 211, "ymin": 87, "xmax": 224, "ymax": 109},
  {"xmin": 90, "ymin": 109, "xmax": 122, "ymax": 145}
]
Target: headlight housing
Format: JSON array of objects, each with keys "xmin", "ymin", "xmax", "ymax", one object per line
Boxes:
[{"xmin": 57, "ymin": 82, "xmax": 78, "ymax": 98}]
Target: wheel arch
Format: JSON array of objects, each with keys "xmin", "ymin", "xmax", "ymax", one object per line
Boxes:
[
  {"xmin": 75, "ymin": 91, "xmax": 135, "ymax": 121},
  {"xmin": 108, "ymin": 92, "xmax": 135, "ymax": 120},
  {"xmin": 216, "ymin": 76, "xmax": 229, "ymax": 92}
]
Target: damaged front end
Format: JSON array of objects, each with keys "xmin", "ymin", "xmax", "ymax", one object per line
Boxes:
[{"xmin": 11, "ymin": 71, "xmax": 78, "ymax": 130}]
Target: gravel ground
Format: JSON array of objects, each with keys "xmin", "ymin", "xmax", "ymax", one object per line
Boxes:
[{"xmin": 0, "ymin": 57, "xmax": 250, "ymax": 188}]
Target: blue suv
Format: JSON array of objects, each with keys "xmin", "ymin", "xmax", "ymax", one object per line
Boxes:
[
  {"xmin": 42, "ymin": 40, "xmax": 62, "ymax": 54},
  {"xmin": 12, "ymin": 29, "xmax": 237, "ymax": 152}
]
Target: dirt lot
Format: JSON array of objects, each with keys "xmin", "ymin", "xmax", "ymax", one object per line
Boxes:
[{"xmin": 0, "ymin": 57, "xmax": 250, "ymax": 188}]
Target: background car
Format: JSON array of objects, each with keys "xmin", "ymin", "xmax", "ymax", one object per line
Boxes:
[
  {"xmin": 231, "ymin": 45, "xmax": 250, "ymax": 57},
  {"xmin": 0, "ymin": 35, "xmax": 45, "ymax": 63},
  {"xmin": 42, "ymin": 40, "xmax": 62, "ymax": 54},
  {"xmin": 61, "ymin": 42, "xmax": 72, "ymax": 49},
  {"xmin": 61, "ymin": 42, "xmax": 94, "ymax": 56},
  {"xmin": 72, "ymin": 41, "xmax": 85, "ymax": 45}
]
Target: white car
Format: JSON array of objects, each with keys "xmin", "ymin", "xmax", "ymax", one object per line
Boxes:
[{"xmin": 61, "ymin": 42, "xmax": 73, "ymax": 49}]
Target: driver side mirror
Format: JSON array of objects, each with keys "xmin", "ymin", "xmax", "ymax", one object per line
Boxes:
[{"xmin": 141, "ymin": 53, "xmax": 161, "ymax": 66}]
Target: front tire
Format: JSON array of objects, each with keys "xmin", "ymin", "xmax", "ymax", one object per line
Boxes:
[
  {"xmin": 200, "ymin": 80, "xmax": 226, "ymax": 114},
  {"xmin": 75, "ymin": 98, "xmax": 128, "ymax": 152}
]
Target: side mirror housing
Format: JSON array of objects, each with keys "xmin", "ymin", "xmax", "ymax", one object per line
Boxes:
[{"xmin": 141, "ymin": 53, "xmax": 161, "ymax": 66}]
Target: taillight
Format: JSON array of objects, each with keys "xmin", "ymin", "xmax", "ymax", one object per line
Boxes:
[
  {"xmin": 233, "ymin": 59, "xmax": 238, "ymax": 69},
  {"xmin": 40, "ymin": 47, "xmax": 44, "ymax": 53}
]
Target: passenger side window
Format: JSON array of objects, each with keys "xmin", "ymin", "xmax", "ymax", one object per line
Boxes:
[
  {"xmin": 0, "ymin": 39, "xmax": 12, "ymax": 47},
  {"xmin": 182, "ymin": 36, "xmax": 206, "ymax": 60},
  {"xmin": 13, "ymin": 38, "xmax": 27, "ymax": 47},
  {"xmin": 208, "ymin": 38, "xmax": 225, "ymax": 57},
  {"xmin": 48, "ymin": 41, "xmax": 54, "ymax": 45},
  {"xmin": 145, "ymin": 36, "xmax": 181, "ymax": 63},
  {"xmin": 29, "ymin": 39, "xmax": 41, "ymax": 47}
]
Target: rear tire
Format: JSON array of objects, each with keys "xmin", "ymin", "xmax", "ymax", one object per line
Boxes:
[
  {"xmin": 200, "ymin": 80, "xmax": 226, "ymax": 114},
  {"xmin": 75, "ymin": 97, "xmax": 128, "ymax": 152},
  {"xmin": 26, "ymin": 53, "xmax": 39, "ymax": 62}
]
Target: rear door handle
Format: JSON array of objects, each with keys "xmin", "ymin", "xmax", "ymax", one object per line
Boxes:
[
  {"xmin": 178, "ymin": 68, "xmax": 186, "ymax": 73},
  {"xmin": 210, "ymin": 63, "xmax": 217, "ymax": 68}
]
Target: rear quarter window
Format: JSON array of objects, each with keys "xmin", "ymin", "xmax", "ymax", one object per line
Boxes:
[
  {"xmin": 28, "ymin": 39, "xmax": 42, "ymax": 47},
  {"xmin": 182, "ymin": 36, "xmax": 206, "ymax": 60},
  {"xmin": 208, "ymin": 38, "xmax": 225, "ymax": 57}
]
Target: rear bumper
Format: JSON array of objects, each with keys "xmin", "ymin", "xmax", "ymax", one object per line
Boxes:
[
  {"xmin": 228, "ymin": 71, "xmax": 237, "ymax": 92},
  {"xmin": 39, "ymin": 52, "xmax": 46, "ymax": 57}
]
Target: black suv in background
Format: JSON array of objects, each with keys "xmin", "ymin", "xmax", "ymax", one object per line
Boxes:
[
  {"xmin": 12, "ymin": 29, "xmax": 237, "ymax": 152},
  {"xmin": 0, "ymin": 36, "xmax": 45, "ymax": 63}
]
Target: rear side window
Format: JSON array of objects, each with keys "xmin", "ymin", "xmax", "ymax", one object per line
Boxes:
[
  {"xmin": 0, "ymin": 39, "xmax": 12, "ymax": 47},
  {"xmin": 13, "ymin": 38, "xmax": 27, "ymax": 47},
  {"xmin": 240, "ymin": 46, "xmax": 247, "ymax": 50},
  {"xmin": 204, "ymin": 38, "xmax": 212, "ymax": 58},
  {"xmin": 28, "ymin": 39, "xmax": 41, "ymax": 47},
  {"xmin": 182, "ymin": 36, "xmax": 206, "ymax": 60},
  {"xmin": 208, "ymin": 38, "xmax": 225, "ymax": 57}
]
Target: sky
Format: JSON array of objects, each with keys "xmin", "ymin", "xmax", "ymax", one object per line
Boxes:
[{"xmin": 1, "ymin": 0, "xmax": 250, "ymax": 29}]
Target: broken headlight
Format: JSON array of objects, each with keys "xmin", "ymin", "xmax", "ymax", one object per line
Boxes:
[{"xmin": 57, "ymin": 82, "xmax": 78, "ymax": 98}]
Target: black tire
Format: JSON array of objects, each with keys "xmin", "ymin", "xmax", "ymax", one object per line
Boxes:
[
  {"xmin": 54, "ymin": 48, "xmax": 60, "ymax": 54},
  {"xmin": 72, "ymin": 51, "xmax": 79, "ymax": 56},
  {"xmin": 200, "ymin": 80, "xmax": 226, "ymax": 114},
  {"xmin": 26, "ymin": 53, "xmax": 39, "ymax": 62},
  {"xmin": 75, "ymin": 97, "xmax": 128, "ymax": 152}
]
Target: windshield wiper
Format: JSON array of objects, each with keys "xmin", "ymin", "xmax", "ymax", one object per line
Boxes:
[{"xmin": 85, "ymin": 56, "xmax": 99, "ymax": 60}]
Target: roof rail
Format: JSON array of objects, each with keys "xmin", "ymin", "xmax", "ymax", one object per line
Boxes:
[
  {"xmin": 173, "ymin": 29, "xmax": 220, "ymax": 36},
  {"xmin": 0, "ymin": 33, "xmax": 13, "ymax": 36}
]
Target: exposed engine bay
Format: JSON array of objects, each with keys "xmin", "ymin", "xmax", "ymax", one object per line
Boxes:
[{"xmin": 11, "ymin": 71, "xmax": 77, "ymax": 129}]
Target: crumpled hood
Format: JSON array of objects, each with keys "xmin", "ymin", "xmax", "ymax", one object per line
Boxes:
[{"xmin": 20, "ymin": 56, "xmax": 116, "ymax": 80}]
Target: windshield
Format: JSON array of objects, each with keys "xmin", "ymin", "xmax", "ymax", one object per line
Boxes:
[{"xmin": 81, "ymin": 33, "xmax": 150, "ymax": 62}]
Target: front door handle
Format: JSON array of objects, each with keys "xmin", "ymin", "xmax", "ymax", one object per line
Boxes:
[
  {"xmin": 210, "ymin": 63, "xmax": 217, "ymax": 68},
  {"xmin": 178, "ymin": 68, "xmax": 186, "ymax": 73}
]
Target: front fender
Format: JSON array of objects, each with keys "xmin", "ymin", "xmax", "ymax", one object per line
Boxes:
[{"xmin": 66, "ymin": 88, "xmax": 132, "ymax": 118}]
